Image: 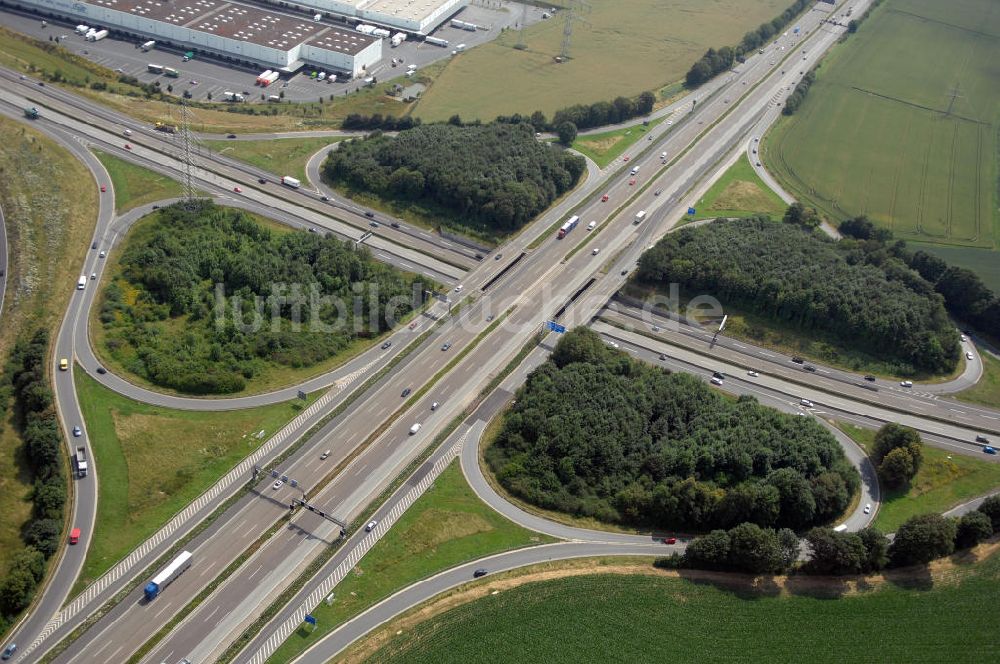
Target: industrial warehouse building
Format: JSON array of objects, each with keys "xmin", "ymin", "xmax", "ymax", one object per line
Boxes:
[
  {"xmin": 7, "ymin": 0, "xmax": 384, "ymax": 76},
  {"xmin": 253, "ymin": 0, "xmax": 468, "ymax": 35}
]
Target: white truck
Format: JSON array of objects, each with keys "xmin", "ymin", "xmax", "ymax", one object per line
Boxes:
[
  {"xmin": 141, "ymin": 40, "xmax": 156, "ymax": 51},
  {"xmin": 281, "ymin": 176, "xmax": 301, "ymax": 189},
  {"xmin": 630, "ymin": 165, "xmax": 639, "ymax": 176},
  {"xmin": 409, "ymin": 423, "xmax": 421, "ymax": 435},
  {"xmin": 89, "ymin": 29, "xmax": 109, "ymax": 42},
  {"xmin": 75, "ymin": 25, "xmax": 90, "ymax": 35},
  {"xmin": 634, "ymin": 210, "xmax": 647, "ymax": 225},
  {"xmin": 223, "ymin": 91, "xmax": 246, "ymax": 102},
  {"xmin": 75, "ymin": 446, "xmax": 88, "ymax": 478},
  {"xmin": 390, "ymin": 33, "xmax": 406, "ymax": 47},
  {"xmin": 77, "ymin": 275, "xmax": 87, "ymax": 290}
]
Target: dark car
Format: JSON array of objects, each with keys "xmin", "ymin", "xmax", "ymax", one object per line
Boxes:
[
  {"xmin": 369, "ymin": 221, "xmax": 379, "ymax": 228},
  {"xmin": 96, "ymin": 367, "xmax": 107, "ymax": 375},
  {"xmin": 2, "ymin": 644, "xmax": 17, "ymax": 660},
  {"xmin": 381, "ymin": 341, "xmax": 392, "ymax": 350},
  {"xmin": 401, "ymin": 387, "xmax": 411, "ymax": 397},
  {"xmin": 804, "ymin": 365, "xmax": 817, "ymax": 372},
  {"xmin": 364, "ymin": 211, "xmax": 375, "ymax": 218},
  {"xmin": 227, "ymin": 133, "xmax": 237, "ymax": 138},
  {"xmin": 976, "ymin": 435, "xmax": 990, "ymax": 444},
  {"xmin": 92, "ymin": 241, "xmax": 97, "ymax": 250},
  {"xmin": 792, "ymin": 356, "xmax": 804, "ymax": 364},
  {"xmin": 258, "ymin": 178, "xmax": 267, "ymax": 184},
  {"xmin": 321, "ymin": 195, "xmax": 330, "ymax": 202},
  {"xmin": 864, "ymin": 374, "xmax": 876, "ymax": 382},
  {"xmin": 391, "ymin": 222, "xmax": 401, "ymax": 229},
  {"xmin": 473, "ymin": 568, "xmax": 487, "ymax": 578},
  {"xmin": 620, "ymin": 269, "xmax": 628, "ymax": 276},
  {"xmin": 495, "ymin": 253, "xmax": 503, "ymax": 260},
  {"xmin": 475, "ymin": 253, "xmax": 484, "ymax": 260},
  {"xmin": 441, "ymin": 342, "xmax": 452, "ymax": 351},
  {"xmin": 712, "ymin": 371, "xmax": 725, "ymax": 380}
]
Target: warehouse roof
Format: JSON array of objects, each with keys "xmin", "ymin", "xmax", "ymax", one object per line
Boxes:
[
  {"xmin": 190, "ymin": 5, "xmax": 325, "ymax": 49},
  {"xmin": 361, "ymin": 0, "xmax": 452, "ymax": 24},
  {"xmin": 307, "ymin": 28, "xmax": 376, "ymax": 56},
  {"xmin": 93, "ymin": 0, "xmax": 224, "ymax": 25}
]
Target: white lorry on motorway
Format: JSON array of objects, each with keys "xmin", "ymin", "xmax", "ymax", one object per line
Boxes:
[
  {"xmin": 281, "ymin": 176, "xmax": 301, "ymax": 189},
  {"xmin": 75, "ymin": 446, "xmax": 88, "ymax": 478}
]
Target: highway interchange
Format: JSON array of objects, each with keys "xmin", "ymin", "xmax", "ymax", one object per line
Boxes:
[{"xmin": 3, "ymin": 0, "xmax": 999, "ymax": 661}]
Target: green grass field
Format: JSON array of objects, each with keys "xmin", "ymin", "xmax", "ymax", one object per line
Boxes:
[
  {"xmin": 356, "ymin": 556, "xmax": 1000, "ymax": 663},
  {"xmin": 838, "ymin": 422, "xmax": 1000, "ymax": 533},
  {"xmin": 0, "ymin": 118, "xmax": 97, "ymax": 576},
  {"xmin": 766, "ymin": 0, "xmax": 1000, "ymax": 284},
  {"xmin": 911, "ymin": 242, "xmax": 1000, "ymax": 294},
  {"xmin": 72, "ymin": 369, "xmax": 320, "ymax": 590},
  {"xmin": 267, "ymin": 459, "xmax": 550, "ymax": 663},
  {"xmin": 414, "ymin": 0, "xmax": 787, "ymax": 122},
  {"xmin": 203, "ymin": 137, "xmax": 346, "ymax": 185},
  {"xmin": 571, "ymin": 117, "xmax": 664, "ymax": 168},
  {"xmin": 957, "ymin": 350, "xmax": 1000, "ymax": 409},
  {"xmin": 94, "ymin": 150, "xmax": 183, "ymax": 212},
  {"xmin": 692, "ymin": 154, "xmax": 787, "ymax": 219}
]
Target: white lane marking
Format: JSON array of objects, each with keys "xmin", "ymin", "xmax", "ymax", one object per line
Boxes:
[
  {"xmin": 102, "ymin": 645, "xmax": 125, "ymax": 664},
  {"xmin": 950, "ymin": 409, "xmax": 966, "ymax": 415}
]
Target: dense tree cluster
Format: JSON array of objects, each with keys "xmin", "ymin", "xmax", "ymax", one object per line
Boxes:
[
  {"xmin": 681, "ymin": 523, "xmax": 800, "ymax": 574},
  {"xmin": 100, "ymin": 201, "xmax": 421, "ymax": 394},
  {"xmin": 487, "ymin": 329, "xmax": 859, "ymax": 532},
  {"xmin": 324, "ymin": 123, "xmax": 585, "ymax": 236},
  {"xmin": 805, "ymin": 527, "xmax": 889, "ymax": 575},
  {"xmin": 341, "ymin": 113, "xmax": 421, "ymax": 131},
  {"xmin": 889, "ymin": 514, "xmax": 957, "ymax": 567},
  {"xmin": 636, "ymin": 217, "xmax": 960, "ymax": 374},
  {"xmin": 548, "ymin": 91, "xmax": 656, "ymax": 132},
  {"xmin": 0, "ymin": 330, "xmax": 66, "ymax": 630},
  {"xmin": 687, "ymin": 0, "xmax": 813, "ymax": 88},
  {"xmin": 872, "ymin": 424, "xmax": 923, "ymax": 489},
  {"xmin": 838, "ymin": 216, "xmax": 1000, "ymax": 344},
  {"xmin": 782, "ymin": 69, "xmax": 816, "ymax": 115}
]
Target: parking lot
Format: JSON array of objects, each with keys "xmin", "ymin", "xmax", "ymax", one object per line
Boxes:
[{"xmin": 1, "ymin": 2, "xmax": 543, "ymax": 104}]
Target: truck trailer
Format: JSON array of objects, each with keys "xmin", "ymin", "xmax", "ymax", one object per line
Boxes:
[
  {"xmin": 424, "ymin": 36, "xmax": 449, "ymax": 47},
  {"xmin": 75, "ymin": 446, "xmax": 88, "ymax": 478},
  {"xmin": 281, "ymin": 176, "xmax": 301, "ymax": 188},
  {"xmin": 144, "ymin": 551, "xmax": 192, "ymax": 600},
  {"xmin": 557, "ymin": 215, "xmax": 580, "ymax": 239},
  {"xmin": 141, "ymin": 40, "xmax": 156, "ymax": 51},
  {"xmin": 88, "ymin": 29, "xmax": 108, "ymax": 42},
  {"xmin": 23, "ymin": 106, "xmax": 39, "ymax": 119},
  {"xmin": 260, "ymin": 71, "xmax": 280, "ymax": 87}
]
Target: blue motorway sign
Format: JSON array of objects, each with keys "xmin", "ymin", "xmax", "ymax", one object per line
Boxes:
[
  {"xmin": 546, "ymin": 321, "xmax": 567, "ymax": 334},
  {"xmin": 687, "ymin": 207, "xmax": 697, "ymax": 215}
]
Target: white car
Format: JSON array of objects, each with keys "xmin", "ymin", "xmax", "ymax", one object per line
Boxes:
[
  {"xmin": 747, "ymin": 370, "xmax": 759, "ymax": 377},
  {"xmin": 710, "ymin": 376, "xmax": 723, "ymax": 386},
  {"xmin": 960, "ymin": 334, "xmax": 967, "ymax": 342},
  {"xmin": 431, "ymin": 402, "xmax": 439, "ymax": 411},
  {"xmin": 863, "ymin": 503, "xmax": 872, "ymax": 515},
  {"xmin": 272, "ymin": 480, "xmax": 283, "ymax": 490},
  {"xmin": 900, "ymin": 380, "xmax": 913, "ymax": 388},
  {"xmin": 800, "ymin": 398, "xmax": 814, "ymax": 408},
  {"xmin": 966, "ymin": 351, "xmax": 974, "ymax": 361},
  {"xmin": 365, "ymin": 520, "xmax": 378, "ymax": 532},
  {"xmin": 592, "ymin": 247, "xmax": 601, "ymax": 255},
  {"xmin": 454, "ymin": 285, "xmax": 463, "ymax": 292}
]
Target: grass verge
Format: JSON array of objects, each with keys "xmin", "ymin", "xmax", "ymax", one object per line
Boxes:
[
  {"xmin": 93, "ymin": 150, "xmax": 184, "ymax": 212},
  {"xmin": 265, "ymin": 460, "xmax": 551, "ymax": 663},
  {"xmin": 345, "ymin": 548, "xmax": 1000, "ymax": 663},
  {"xmin": 571, "ymin": 117, "xmax": 665, "ymax": 169},
  {"xmin": 956, "ymin": 350, "xmax": 1000, "ymax": 409},
  {"xmin": 0, "ymin": 117, "xmax": 97, "ymax": 576},
  {"xmin": 690, "ymin": 153, "xmax": 786, "ymax": 220},
  {"xmin": 72, "ymin": 369, "xmax": 320, "ymax": 590},
  {"xmin": 203, "ymin": 137, "xmax": 346, "ymax": 185},
  {"xmin": 837, "ymin": 422, "xmax": 1000, "ymax": 533}
]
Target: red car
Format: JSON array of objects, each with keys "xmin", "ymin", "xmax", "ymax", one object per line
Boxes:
[
  {"xmin": 124, "ymin": 143, "xmax": 132, "ymax": 150},
  {"xmin": 100, "ymin": 185, "xmax": 106, "ymax": 192},
  {"xmin": 629, "ymin": 178, "xmax": 636, "ymax": 186},
  {"xmin": 623, "ymin": 155, "xmax": 630, "ymax": 161},
  {"xmin": 69, "ymin": 528, "xmax": 81, "ymax": 545},
  {"xmin": 664, "ymin": 537, "xmax": 677, "ymax": 545},
  {"xmin": 601, "ymin": 194, "xmax": 609, "ymax": 202},
  {"xmin": 233, "ymin": 186, "xmax": 242, "ymax": 193}
]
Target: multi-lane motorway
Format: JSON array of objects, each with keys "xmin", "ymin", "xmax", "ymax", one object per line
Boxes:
[{"xmin": 10, "ymin": 0, "xmax": 1000, "ymax": 661}]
